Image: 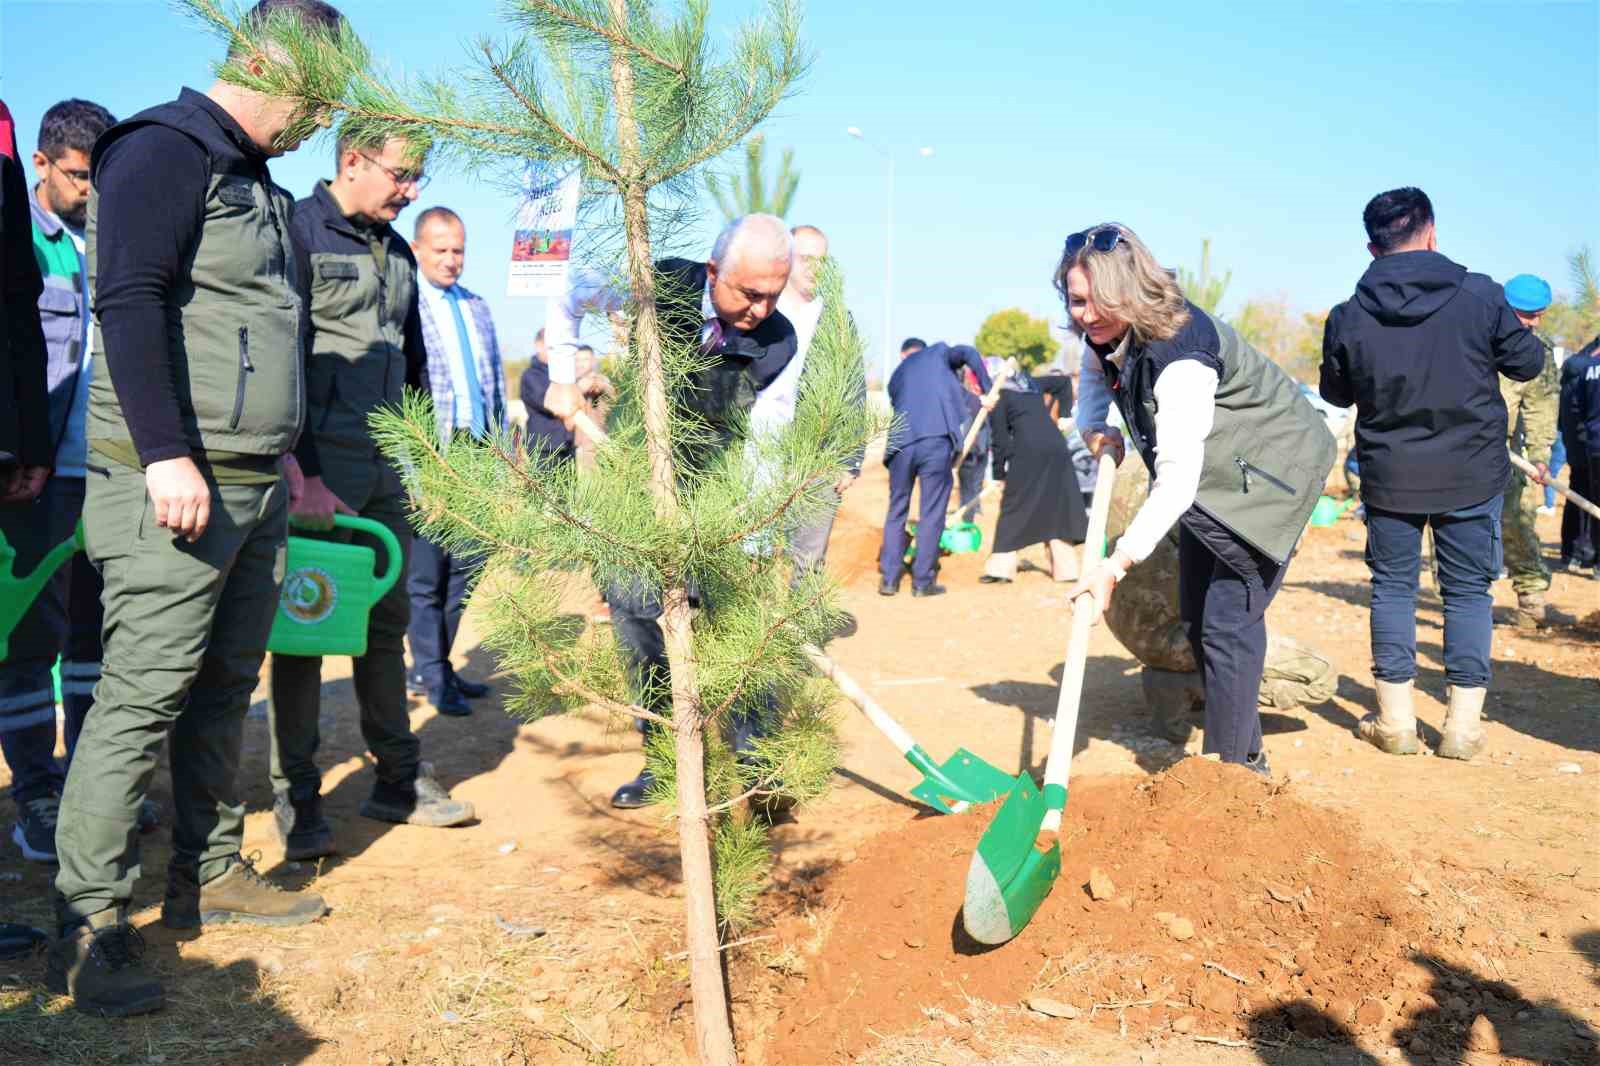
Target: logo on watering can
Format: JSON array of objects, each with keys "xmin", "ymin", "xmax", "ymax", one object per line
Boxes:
[{"xmin": 281, "ymin": 567, "xmax": 338, "ymax": 625}]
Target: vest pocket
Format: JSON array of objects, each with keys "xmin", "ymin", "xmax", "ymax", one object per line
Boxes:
[
  {"xmin": 230, "ymin": 326, "xmax": 255, "ymax": 429},
  {"xmin": 1234, "ymin": 456, "xmax": 1297, "ymax": 496}
]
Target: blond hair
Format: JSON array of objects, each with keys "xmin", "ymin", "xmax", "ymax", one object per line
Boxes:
[{"xmin": 1053, "ymin": 224, "xmax": 1190, "ymax": 344}]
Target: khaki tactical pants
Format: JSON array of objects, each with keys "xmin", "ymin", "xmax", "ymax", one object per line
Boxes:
[{"xmin": 55, "ymin": 462, "xmax": 286, "ymax": 925}]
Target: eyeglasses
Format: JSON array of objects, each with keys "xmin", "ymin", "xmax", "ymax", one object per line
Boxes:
[
  {"xmin": 359, "ymin": 153, "xmax": 430, "ymax": 191},
  {"xmin": 47, "ymin": 157, "xmax": 91, "ymax": 188},
  {"xmin": 1063, "ymin": 226, "xmax": 1125, "ymax": 257}
]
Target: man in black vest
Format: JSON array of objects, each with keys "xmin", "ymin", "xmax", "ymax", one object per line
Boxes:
[
  {"xmin": 50, "ymin": 0, "xmax": 344, "ymax": 1017},
  {"xmin": 543, "ymin": 214, "xmax": 799, "ymax": 808},
  {"xmin": 1322, "ymin": 187, "xmax": 1544, "ymax": 763}
]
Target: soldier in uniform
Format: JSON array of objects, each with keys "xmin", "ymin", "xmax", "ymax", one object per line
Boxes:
[
  {"xmin": 1498, "ymin": 275, "xmax": 1559, "ymax": 628},
  {"xmin": 1104, "ymin": 469, "xmax": 1337, "ymax": 743}
]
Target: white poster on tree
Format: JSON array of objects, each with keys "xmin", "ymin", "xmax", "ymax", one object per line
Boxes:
[{"xmin": 506, "ymin": 164, "xmax": 580, "ymax": 297}]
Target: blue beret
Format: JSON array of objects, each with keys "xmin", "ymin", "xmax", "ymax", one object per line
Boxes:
[{"xmin": 1504, "ymin": 274, "xmax": 1552, "ymax": 313}]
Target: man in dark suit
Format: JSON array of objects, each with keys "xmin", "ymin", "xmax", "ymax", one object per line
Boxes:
[
  {"xmin": 879, "ymin": 342, "xmax": 992, "ymax": 596},
  {"xmin": 543, "ymin": 213, "xmax": 799, "ymax": 808}
]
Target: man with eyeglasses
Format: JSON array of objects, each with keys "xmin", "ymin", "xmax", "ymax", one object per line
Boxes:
[{"xmin": 268, "ymin": 131, "xmax": 474, "ymax": 864}]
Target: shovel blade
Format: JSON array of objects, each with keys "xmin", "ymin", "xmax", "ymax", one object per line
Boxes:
[
  {"xmin": 908, "ymin": 747, "xmax": 1018, "ymax": 815},
  {"xmin": 961, "ymin": 772, "xmax": 1062, "ymax": 944}
]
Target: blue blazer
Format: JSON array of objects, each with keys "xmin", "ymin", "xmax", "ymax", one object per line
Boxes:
[{"xmin": 885, "ymin": 342, "xmax": 992, "ymax": 460}]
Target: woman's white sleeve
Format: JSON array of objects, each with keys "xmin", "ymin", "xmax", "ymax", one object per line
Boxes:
[
  {"xmin": 1115, "ymin": 361, "xmax": 1219, "ymax": 564},
  {"xmin": 544, "ymin": 268, "xmax": 625, "ymax": 384}
]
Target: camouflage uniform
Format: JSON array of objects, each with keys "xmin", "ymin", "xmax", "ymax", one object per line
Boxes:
[
  {"xmin": 1104, "ymin": 469, "xmax": 1338, "ymax": 740},
  {"xmin": 1500, "ymin": 343, "xmax": 1558, "ymax": 622}
]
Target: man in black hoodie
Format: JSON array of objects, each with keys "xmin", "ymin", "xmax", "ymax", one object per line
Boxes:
[{"xmin": 1321, "ymin": 187, "xmax": 1544, "ymax": 764}]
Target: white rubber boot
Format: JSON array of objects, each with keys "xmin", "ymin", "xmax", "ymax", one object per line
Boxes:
[
  {"xmin": 1435, "ymin": 686, "xmax": 1487, "ymax": 761},
  {"xmin": 1358, "ymin": 679, "xmax": 1420, "ymax": 755}
]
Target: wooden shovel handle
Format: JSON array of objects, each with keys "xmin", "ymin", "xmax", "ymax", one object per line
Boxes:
[
  {"xmin": 1510, "ymin": 450, "xmax": 1600, "ymax": 519},
  {"xmin": 954, "ymin": 359, "xmax": 1016, "ymax": 468},
  {"xmin": 572, "ymin": 410, "xmax": 609, "ymax": 444},
  {"xmin": 1039, "ymin": 453, "xmax": 1117, "ymax": 833}
]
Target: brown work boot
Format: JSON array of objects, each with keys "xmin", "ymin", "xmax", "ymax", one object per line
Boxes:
[
  {"xmin": 1357, "ymin": 679, "xmax": 1420, "ymax": 755},
  {"xmin": 46, "ymin": 910, "xmax": 164, "ymax": 1017},
  {"xmin": 1435, "ymin": 686, "xmax": 1487, "ymax": 762},
  {"xmin": 161, "ymin": 854, "xmax": 328, "ymax": 929},
  {"xmin": 1511, "ymin": 592, "xmax": 1548, "ymax": 630}
]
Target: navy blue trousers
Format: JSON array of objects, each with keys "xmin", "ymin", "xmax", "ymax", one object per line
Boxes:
[
  {"xmin": 879, "ymin": 438, "xmax": 955, "ymax": 587},
  {"xmin": 405, "ymin": 532, "xmax": 484, "ymax": 702},
  {"xmin": 1177, "ymin": 518, "xmax": 1287, "ymax": 766}
]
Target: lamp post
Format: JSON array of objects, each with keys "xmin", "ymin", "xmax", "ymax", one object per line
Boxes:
[{"xmin": 847, "ymin": 127, "xmax": 933, "ymax": 388}]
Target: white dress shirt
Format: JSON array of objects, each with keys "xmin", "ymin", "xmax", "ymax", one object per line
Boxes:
[{"xmin": 419, "ymin": 279, "xmax": 488, "ymax": 435}]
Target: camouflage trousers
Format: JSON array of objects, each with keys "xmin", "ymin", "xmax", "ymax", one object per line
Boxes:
[
  {"xmin": 1501, "ymin": 470, "xmax": 1551, "ymax": 596},
  {"xmin": 1143, "ymin": 634, "xmax": 1338, "ymax": 742}
]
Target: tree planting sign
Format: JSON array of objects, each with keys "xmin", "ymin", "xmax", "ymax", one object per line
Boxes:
[{"xmin": 507, "ymin": 164, "xmax": 579, "ymax": 297}]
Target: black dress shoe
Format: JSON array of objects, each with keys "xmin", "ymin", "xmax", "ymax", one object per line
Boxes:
[
  {"xmin": 452, "ymin": 676, "xmax": 491, "ymax": 700},
  {"xmin": 0, "ymin": 921, "xmax": 46, "ymax": 961},
  {"xmin": 878, "ymin": 576, "xmax": 901, "ymax": 597},
  {"xmin": 978, "ymin": 575, "xmax": 1012, "ymax": 585},
  {"xmin": 610, "ymin": 769, "xmax": 657, "ymax": 810},
  {"xmin": 911, "ymin": 582, "xmax": 946, "ymax": 597},
  {"xmin": 431, "ymin": 688, "xmax": 473, "ymax": 717}
]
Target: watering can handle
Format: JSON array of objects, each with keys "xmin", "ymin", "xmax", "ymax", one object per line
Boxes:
[
  {"xmin": 1039, "ymin": 453, "xmax": 1117, "ymax": 834},
  {"xmin": 288, "ymin": 514, "xmax": 404, "ymax": 601}
]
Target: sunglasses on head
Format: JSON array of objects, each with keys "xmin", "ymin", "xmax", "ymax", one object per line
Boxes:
[{"xmin": 1063, "ymin": 227, "xmax": 1125, "ymax": 257}]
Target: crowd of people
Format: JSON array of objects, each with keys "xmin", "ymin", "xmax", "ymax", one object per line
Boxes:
[{"xmin": 1, "ymin": 0, "xmax": 1594, "ymax": 1024}]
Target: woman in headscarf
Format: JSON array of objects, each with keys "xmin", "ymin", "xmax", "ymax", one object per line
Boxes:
[
  {"xmin": 1062, "ymin": 223, "xmax": 1335, "ymax": 775},
  {"xmin": 978, "ymin": 367, "xmax": 1087, "ymax": 583}
]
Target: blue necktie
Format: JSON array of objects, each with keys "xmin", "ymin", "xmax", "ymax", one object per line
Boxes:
[{"xmin": 444, "ymin": 287, "xmax": 486, "ymax": 437}]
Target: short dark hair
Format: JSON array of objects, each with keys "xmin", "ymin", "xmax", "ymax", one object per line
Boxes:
[
  {"xmin": 1363, "ymin": 187, "xmax": 1434, "ymax": 254},
  {"xmin": 413, "ymin": 206, "xmax": 462, "ymax": 239},
  {"xmin": 230, "ymin": 0, "xmax": 345, "ymax": 59},
  {"xmin": 900, "ymin": 337, "xmax": 926, "ymax": 354},
  {"xmin": 37, "ymin": 99, "xmax": 116, "ymax": 160}
]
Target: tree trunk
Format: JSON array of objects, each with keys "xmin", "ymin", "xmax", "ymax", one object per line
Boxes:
[{"xmin": 607, "ymin": 3, "xmax": 738, "ymax": 1064}]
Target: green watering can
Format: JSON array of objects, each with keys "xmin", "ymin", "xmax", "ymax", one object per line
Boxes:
[
  {"xmin": 902, "ymin": 520, "xmax": 984, "ymax": 567},
  {"xmin": 268, "ymin": 514, "xmax": 402, "ymax": 658},
  {"xmin": 0, "ymin": 524, "xmax": 83, "ymax": 662},
  {"xmin": 1308, "ymin": 495, "xmax": 1356, "ymax": 528}
]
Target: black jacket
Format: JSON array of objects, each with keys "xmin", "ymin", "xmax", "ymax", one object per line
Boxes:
[
  {"xmin": 520, "ymin": 356, "xmax": 576, "ymax": 462},
  {"xmin": 1320, "ymin": 250, "xmax": 1545, "ymax": 513},
  {"xmin": 1, "ymin": 150, "xmax": 50, "ymax": 468}
]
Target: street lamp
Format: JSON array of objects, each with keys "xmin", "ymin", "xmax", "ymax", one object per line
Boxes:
[{"xmin": 847, "ymin": 127, "xmax": 933, "ymax": 388}]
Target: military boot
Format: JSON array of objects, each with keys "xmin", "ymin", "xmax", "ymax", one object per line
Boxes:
[
  {"xmin": 1141, "ymin": 668, "xmax": 1203, "ymax": 744},
  {"xmin": 1435, "ymin": 686, "xmax": 1487, "ymax": 762},
  {"xmin": 46, "ymin": 910, "xmax": 164, "ymax": 1017},
  {"xmin": 1357, "ymin": 679, "xmax": 1420, "ymax": 754},
  {"xmin": 161, "ymin": 854, "xmax": 328, "ymax": 929},
  {"xmin": 1512, "ymin": 592, "xmax": 1548, "ymax": 630},
  {"xmin": 359, "ymin": 762, "xmax": 475, "ymax": 827},
  {"xmin": 273, "ymin": 786, "xmax": 336, "ymax": 862}
]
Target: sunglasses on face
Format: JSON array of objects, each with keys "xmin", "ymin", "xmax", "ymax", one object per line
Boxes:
[{"xmin": 1063, "ymin": 227, "xmax": 1124, "ymax": 257}]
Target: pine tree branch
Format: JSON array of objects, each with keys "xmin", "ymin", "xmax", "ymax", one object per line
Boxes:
[
  {"xmin": 488, "ymin": 440, "xmax": 651, "ymax": 558},
  {"xmin": 496, "ymin": 592, "xmax": 671, "ymax": 725},
  {"xmin": 481, "ymin": 42, "xmax": 618, "ymax": 177},
  {"xmin": 708, "ymin": 472, "xmax": 831, "ymax": 550},
  {"xmin": 523, "ymin": 0, "xmax": 686, "ymax": 76},
  {"xmin": 704, "ymin": 577, "xmax": 831, "ymax": 724}
]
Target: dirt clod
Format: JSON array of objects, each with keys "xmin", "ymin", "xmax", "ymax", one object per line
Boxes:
[
  {"xmin": 1466, "ymin": 1013, "xmax": 1500, "ymax": 1053},
  {"xmin": 1026, "ymin": 996, "xmax": 1079, "ymax": 1019},
  {"xmin": 1087, "ymin": 867, "xmax": 1116, "ymax": 901}
]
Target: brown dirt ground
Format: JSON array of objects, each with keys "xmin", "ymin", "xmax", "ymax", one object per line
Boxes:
[{"xmin": 2, "ymin": 452, "xmax": 1597, "ymax": 1066}]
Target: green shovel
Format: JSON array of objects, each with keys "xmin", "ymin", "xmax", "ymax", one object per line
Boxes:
[
  {"xmin": 0, "ymin": 523, "xmax": 84, "ymax": 662},
  {"xmin": 805, "ymin": 645, "xmax": 1015, "ymax": 815},
  {"xmin": 961, "ymin": 453, "xmax": 1117, "ymax": 944}
]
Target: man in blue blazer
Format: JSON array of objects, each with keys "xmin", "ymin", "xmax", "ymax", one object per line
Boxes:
[{"xmin": 879, "ymin": 342, "xmax": 992, "ymax": 596}]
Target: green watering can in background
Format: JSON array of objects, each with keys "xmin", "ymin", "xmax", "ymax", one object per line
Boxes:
[
  {"xmin": 0, "ymin": 524, "xmax": 84, "ymax": 662},
  {"xmin": 902, "ymin": 520, "xmax": 984, "ymax": 568},
  {"xmin": 1308, "ymin": 495, "xmax": 1357, "ymax": 528},
  {"xmin": 268, "ymin": 514, "xmax": 402, "ymax": 658}
]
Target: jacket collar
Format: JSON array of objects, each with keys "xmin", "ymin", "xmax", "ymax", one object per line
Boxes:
[
  {"xmin": 176, "ymin": 87, "xmax": 267, "ymax": 164},
  {"xmin": 311, "ymin": 179, "xmax": 393, "ymax": 243}
]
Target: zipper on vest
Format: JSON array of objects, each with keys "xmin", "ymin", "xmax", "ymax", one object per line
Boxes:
[
  {"xmin": 230, "ymin": 326, "xmax": 254, "ymax": 429},
  {"xmin": 1234, "ymin": 456, "xmax": 1294, "ymax": 495}
]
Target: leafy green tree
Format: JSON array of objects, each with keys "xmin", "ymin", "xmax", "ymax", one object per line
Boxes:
[
  {"xmin": 974, "ymin": 308, "xmax": 1059, "ymax": 371},
  {"xmin": 705, "ymin": 134, "xmax": 800, "ymax": 219},
  {"xmin": 188, "ymin": 3, "xmax": 879, "ymax": 1061},
  {"xmin": 1541, "ymin": 246, "xmax": 1600, "ymax": 351},
  {"xmin": 1177, "ymin": 238, "xmax": 1231, "ymax": 313}
]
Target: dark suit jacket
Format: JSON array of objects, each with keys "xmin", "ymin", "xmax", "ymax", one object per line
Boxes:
[
  {"xmin": 885, "ymin": 342, "xmax": 992, "ymax": 461},
  {"xmin": 0, "ymin": 149, "xmax": 50, "ymax": 468}
]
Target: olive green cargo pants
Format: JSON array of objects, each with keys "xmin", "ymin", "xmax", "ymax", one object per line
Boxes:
[{"xmin": 54, "ymin": 461, "xmax": 285, "ymax": 927}]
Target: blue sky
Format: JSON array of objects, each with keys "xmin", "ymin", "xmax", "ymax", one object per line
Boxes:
[{"xmin": 4, "ymin": 0, "xmax": 1596, "ymax": 379}]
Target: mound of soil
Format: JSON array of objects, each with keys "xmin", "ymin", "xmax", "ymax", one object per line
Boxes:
[{"xmin": 772, "ymin": 757, "xmax": 1440, "ymax": 1062}]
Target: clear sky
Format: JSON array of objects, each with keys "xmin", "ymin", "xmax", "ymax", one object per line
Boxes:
[{"xmin": 3, "ymin": 0, "xmax": 1596, "ymax": 378}]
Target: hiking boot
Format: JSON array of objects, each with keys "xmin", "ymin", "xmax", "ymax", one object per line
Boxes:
[
  {"xmin": 161, "ymin": 854, "xmax": 329, "ymax": 929},
  {"xmin": 46, "ymin": 912, "xmax": 164, "ymax": 1017},
  {"xmin": 11, "ymin": 793, "xmax": 59, "ymax": 863},
  {"xmin": 1435, "ymin": 686, "xmax": 1487, "ymax": 762},
  {"xmin": 1357, "ymin": 679, "xmax": 1420, "ymax": 755},
  {"xmin": 359, "ymin": 763, "xmax": 475, "ymax": 827},
  {"xmin": 1511, "ymin": 593, "xmax": 1549, "ymax": 630},
  {"xmin": 273, "ymin": 788, "xmax": 336, "ymax": 862}
]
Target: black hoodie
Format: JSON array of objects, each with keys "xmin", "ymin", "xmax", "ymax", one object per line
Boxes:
[{"xmin": 1320, "ymin": 250, "xmax": 1544, "ymax": 513}]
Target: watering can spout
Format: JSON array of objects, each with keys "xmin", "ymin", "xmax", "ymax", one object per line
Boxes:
[{"xmin": 0, "ymin": 523, "xmax": 85, "ymax": 662}]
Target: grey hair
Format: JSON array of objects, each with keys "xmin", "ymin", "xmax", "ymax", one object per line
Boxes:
[{"xmin": 709, "ymin": 213, "xmax": 793, "ymax": 271}]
